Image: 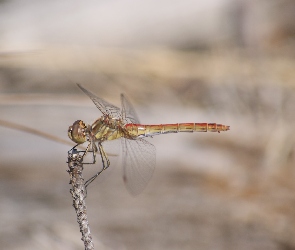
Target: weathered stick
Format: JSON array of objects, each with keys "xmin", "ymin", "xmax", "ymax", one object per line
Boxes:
[{"xmin": 67, "ymin": 148, "xmax": 94, "ymax": 250}]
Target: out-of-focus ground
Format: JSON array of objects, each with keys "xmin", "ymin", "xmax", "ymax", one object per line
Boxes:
[{"xmin": 1, "ymin": 1, "xmax": 295, "ymax": 250}]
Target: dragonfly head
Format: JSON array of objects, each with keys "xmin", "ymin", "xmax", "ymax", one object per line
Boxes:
[{"xmin": 68, "ymin": 120, "xmax": 87, "ymax": 144}]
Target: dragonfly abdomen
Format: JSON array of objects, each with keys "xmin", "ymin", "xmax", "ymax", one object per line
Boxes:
[{"xmin": 125, "ymin": 123, "xmax": 230, "ymax": 138}]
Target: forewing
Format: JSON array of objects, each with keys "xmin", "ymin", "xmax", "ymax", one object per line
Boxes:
[
  {"xmin": 121, "ymin": 138, "xmax": 156, "ymax": 195},
  {"xmin": 121, "ymin": 94, "xmax": 140, "ymax": 124},
  {"xmin": 77, "ymin": 84, "xmax": 121, "ymax": 118}
]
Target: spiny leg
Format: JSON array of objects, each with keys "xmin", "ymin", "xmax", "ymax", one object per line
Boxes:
[
  {"xmin": 72, "ymin": 140, "xmax": 98, "ymax": 165},
  {"xmin": 100, "ymin": 143, "xmax": 110, "ymax": 170},
  {"xmin": 82, "ymin": 140, "xmax": 98, "ymax": 164},
  {"xmin": 84, "ymin": 143, "xmax": 110, "ymax": 188},
  {"xmin": 67, "ymin": 144, "xmax": 79, "ymax": 154}
]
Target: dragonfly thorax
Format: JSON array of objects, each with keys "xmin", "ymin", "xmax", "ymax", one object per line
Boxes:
[
  {"xmin": 91, "ymin": 116, "xmax": 124, "ymax": 141},
  {"xmin": 68, "ymin": 120, "xmax": 88, "ymax": 144}
]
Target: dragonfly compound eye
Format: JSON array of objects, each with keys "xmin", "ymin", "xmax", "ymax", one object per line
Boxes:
[{"xmin": 68, "ymin": 120, "xmax": 87, "ymax": 144}]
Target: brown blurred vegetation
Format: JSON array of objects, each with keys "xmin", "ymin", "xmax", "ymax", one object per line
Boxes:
[{"xmin": 1, "ymin": 0, "xmax": 295, "ymax": 249}]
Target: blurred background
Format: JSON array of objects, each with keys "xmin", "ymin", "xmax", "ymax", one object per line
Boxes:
[{"xmin": 1, "ymin": 0, "xmax": 295, "ymax": 249}]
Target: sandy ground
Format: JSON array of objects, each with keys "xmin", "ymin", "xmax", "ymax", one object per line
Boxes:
[{"xmin": 1, "ymin": 48, "xmax": 295, "ymax": 249}]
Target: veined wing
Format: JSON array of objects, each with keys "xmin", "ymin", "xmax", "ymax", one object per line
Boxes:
[
  {"xmin": 121, "ymin": 94, "xmax": 140, "ymax": 124},
  {"xmin": 77, "ymin": 84, "xmax": 121, "ymax": 118},
  {"xmin": 121, "ymin": 137, "xmax": 156, "ymax": 195}
]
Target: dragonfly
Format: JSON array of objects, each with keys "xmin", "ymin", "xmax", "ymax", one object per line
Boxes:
[{"xmin": 68, "ymin": 84, "xmax": 230, "ymax": 195}]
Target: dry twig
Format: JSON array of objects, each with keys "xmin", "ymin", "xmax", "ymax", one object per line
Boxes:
[{"xmin": 67, "ymin": 148, "xmax": 94, "ymax": 250}]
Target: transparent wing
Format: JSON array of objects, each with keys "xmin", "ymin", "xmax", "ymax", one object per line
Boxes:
[
  {"xmin": 121, "ymin": 137, "xmax": 156, "ymax": 196},
  {"xmin": 121, "ymin": 94, "xmax": 140, "ymax": 124},
  {"xmin": 77, "ymin": 83, "xmax": 121, "ymax": 118}
]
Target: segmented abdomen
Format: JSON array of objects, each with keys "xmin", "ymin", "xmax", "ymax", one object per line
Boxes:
[{"xmin": 125, "ymin": 123, "xmax": 230, "ymax": 138}]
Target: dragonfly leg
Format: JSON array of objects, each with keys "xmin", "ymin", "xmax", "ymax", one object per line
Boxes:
[
  {"xmin": 84, "ymin": 141, "xmax": 91, "ymax": 155},
  {"xmin": 84, "ymin": 143, "xmax": 110, "ymax": 188},
  {"xmin": 82, "ymin": 141, "xmax": 97, "ymax": 162},
  {"xmin": 99, "ymin": 143, "xmax": 110, "ymax": 171},
  {"xmin": 73, "ymin": 140, "xmax": 98, "ymax": 165},
  {"xmin": 67, "ymin": 144, "xmax": 79, "ymax": 154}
]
